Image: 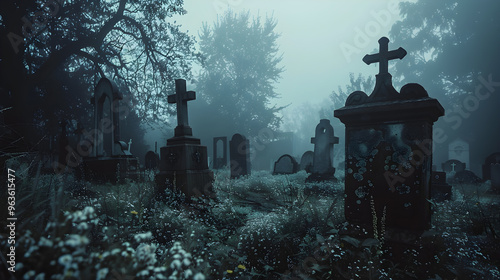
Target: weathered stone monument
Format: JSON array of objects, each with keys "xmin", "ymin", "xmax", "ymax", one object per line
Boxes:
[
  {"xmin": 482, "ymin": 152, "xmax": 500, "ymax": 192},
  {"xmin": 442, "ymin": 159, "xmax": 466, "ymax": 174},
  {"xmin": 156, "ymin": 79, "xmax": 213, "ymax": 197},
  {"xmin": 145, "ymin": 151, "xmax": 160, "ymax": 170},
  {"xmin": 334, "ymin": 37, "xmax": 444, "ymax": 232},
  {"xmin": 213, "ymin": 136, "xmax": 228, "ymax": 169},
  {"xmin": 306, "ymin": 119, "xmax": 339, "ymax": 182},
  {"xmin": 431, "ymin": 171, "xmax": 452, "ymax": 202},
  {"xmin": 79, "ymin": 77, "xmax": 139, "ymax": 183},
  {"xmin": 230, "ymin": 133, "xmax": 251, "ymax": 178},
  {"xmin": 299, "ymin": 151, "xmax": 314, "ymax": 173},
  {"xmin": 273, "ymin": 154, "xmax": 299, "ymax": 175},
  {"xmin": 448, "ymin": 138, "xmax": 469, "ymax": 169}
]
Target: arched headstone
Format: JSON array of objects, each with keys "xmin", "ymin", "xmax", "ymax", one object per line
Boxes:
[
  {"xmin": 306, "ymin": 119, "xmax": 339, "ymax": 182},
  {"xmin": 213, "ymin": 136, "xmax": 228, "ymax": 169},
  {"xmin": 273, "ymin": 154, "xmax": 299, "ymax": 175},
  {"xmin": 299, "ymin": 151, "xmax": 314, "ymax": 173},
  {"xmin": 230, "ymin": 133, "xmax": 251, "ymax": 178}
]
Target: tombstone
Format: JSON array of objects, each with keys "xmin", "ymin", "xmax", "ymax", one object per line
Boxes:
[
  {"xmin": 213, "ymin": 137, "xmax": 228, "ymax": 169},
  {"xmin": 156, "ymin": 79, "xmax": 214, "ymax": 197},
  {"xmin": 273, "ymin": 154, "xmax": 299, "ymax": 175},
  {"xmin": 78, "ymin": 78, "xmax": 139, "ymax": 183},
  {"xmin": 450, "ymin": 170, "xmax": 481, "ymax": 184},
  {"xmin": 230, "ymin": 133, "xmax": 251, "ymax": 178},
  {"xmin": 482, "ymin": 152, "xmax": 500, "ymax": 181},
  {"xmin": 448, "ymin": 138, "xmax": 469, "ymax": 169},
  {"xmin": 431, "ymin": 171, "xmax": 452, "ymax": 202},
  {"xmin": 334, "ymin": 37, "xmax": 444, "ymax": 232},
  {"xmin": 299, "ymin": 151, "xmax": 314, "ymax": 173},
  {"xmin": 442, "ymin": 159, "xmax": 466, "ymax": 174},
  {"xmin": 145, "ymin": 151, "xmax": 160, "ymax": 170},
  {"xmin": 306, "ymin": 119, "xmax": 339, "ymax": 182}
]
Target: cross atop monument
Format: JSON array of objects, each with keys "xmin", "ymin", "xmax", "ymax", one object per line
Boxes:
[
  {"xmin": 168, "ymin": 79, "xmax": 196, "ymax": 137},
  {"xmin": 451, "ymin": 162, "xmax": 457, "ymax": 172},
  {"xmin": 363, "ymin": 37, "xmax": 406, "ymax": 75}
]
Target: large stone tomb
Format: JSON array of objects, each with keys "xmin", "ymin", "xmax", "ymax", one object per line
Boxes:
[{"xmin": 334, "ymin": 37, "xmax": 444, "ymax": 232}]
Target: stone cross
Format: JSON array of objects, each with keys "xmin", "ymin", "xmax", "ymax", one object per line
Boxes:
[
  {"xmin": 168, "ymin": 79, "xmax": 196, "ymax": 137},
  {"xmin": 128, "ymin": 139, "xmax": 132, "ymax": 153},
  {"xmin": 363, "ymin": 37, "xmax": 407, "ymax": 75},
  {"xmin": 451, "ymin": 162, "xmax": 456, "ymax": 172}
]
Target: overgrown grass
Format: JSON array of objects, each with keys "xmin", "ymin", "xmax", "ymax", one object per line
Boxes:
[{"xmin": 1, "ymin": 160, "xmax": 499, "ymax": 279}]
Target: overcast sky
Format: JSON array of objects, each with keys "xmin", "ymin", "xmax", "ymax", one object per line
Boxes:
[{"xmin": 173, "ymin": 0, "xmax": 408, "ymax": 112}]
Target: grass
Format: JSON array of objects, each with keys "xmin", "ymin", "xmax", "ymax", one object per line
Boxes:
[{"xmin": 1, "ymin": 160, "xmax": 499, "ymax": 279}]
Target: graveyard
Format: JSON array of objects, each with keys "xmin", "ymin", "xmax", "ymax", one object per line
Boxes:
[{"xmin": 2, "ymin": 1, "xmax": 500, "ymax": 279}]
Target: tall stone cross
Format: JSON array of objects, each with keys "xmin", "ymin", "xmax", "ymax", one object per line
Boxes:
[
  {"xmin": 168, "ymin": 79, "xmax": 196, "ymax": 137},
  {"xmin": 363, "ymin": 37, "xmax": 407, "ymax": 75}
]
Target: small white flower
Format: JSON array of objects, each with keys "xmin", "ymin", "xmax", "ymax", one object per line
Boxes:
[
  {"xmin": 183, "ymin": 269, "xmax": 193, "ymax": 278},
  {"xmin": 134, "ymin": 232, "xmax": 153, "ymax": 243},
  {"xmin": 194, "ymin": 272, "xmax": 206, "ymax": 280},
  {"xmin": 34, "ymin": 273, "xmax": 45, "ymax": 280},
  {"xmin": 170, "ymin": 259, "xmax": 182, "ymax": 270},
  {"xmin": 96, "ymin": 268, "xmax": 108, "ymax": 280},
  {"xmin": 183, "ymin": 258, "xmax": 191, "ymax": 267},
  {"xmin": 58, "ymin": 254, "xmax": 72, "ymax": 267},
  {"xmin": 24, "ymin": 270, "xmax": 36, "ymax": 279},
  {"xmin": 65, "ymin": 234, "xmax": 89, "ymax": 247}
]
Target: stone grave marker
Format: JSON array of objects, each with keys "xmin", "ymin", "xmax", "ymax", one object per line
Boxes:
[
  {"xmin": 213, "ymin": 136, "xmax": 228, "ymax": 169},
  {"xmin": 78, "ymin": 77, "xmax": 139, "ymax": 183},
  {"xmin": 156, "ymin": 79, "xmax": 214, "ymax": 197},
  {"xmin": 299, "ymin": 151, "xmax": 314, "ymax": 173},
  {"xmin": 229, "ymin": 133, "xmax": 251, "ymax": 178},
  {"xmin": 273, "ymin": 154, "xmax": 299, "ymax": 175},
  {"xmin": 334, "ymin": 37, "xmax": 444, "ymax": 232},
  {"xmin": 448, "ymin": 138, "xmax": 469, "ymax": 169},
  {"xmin": 306, "ymin": 119, "xmax": 339, "ymax": 182},
  {"xmin": 442, "ymin": 159, "xmax": 466, "ymax": 174},
  {"xmin": 145, "ymin": 151, "xmax": 160, "ymax": 170},
  {"xmin": 431, "ymin": 171, "xmax": 452, "ymax": 202},
  {"xmin": 482, "ymin": 152, "xmax": 500, "ymax": 181},
  {"xmin": 450, "ymin": 170, "xmax": 481, "ymax": 184}
]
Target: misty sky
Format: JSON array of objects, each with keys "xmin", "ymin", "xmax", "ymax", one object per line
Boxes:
[{"xmin": 173, "ymin": 0, "xmax": 408, "ymax": 111}]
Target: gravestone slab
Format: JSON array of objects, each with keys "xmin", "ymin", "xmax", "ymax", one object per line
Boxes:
[
  {"xmin": 230, "ymin": 133, "xmax": 251, "ymax": 178},
  {"xmin": 273, "ymin": 154, "xmax": 299, "ymax": 175},
  {"xmin": 78, "ymin": 77, "xmax": 139, "ymax": 183},
  {"xmin": 482, "ymin": 152, "xmax": 500, "ymax": 181},
  {"xmin": 213, "ymin": 136, "xmax": 228, "ymax": 169},
  {"xmin": 334, "ymin": 37, "xmax": 444, "ymax": 232},
  {"xmin": 299, "ymin": 151, "xmax": 314, "ymax": 173},
  {"xmin": 450, "ymin": 170, "xmax": 481, "ymax": 184},
  {"xmin": 431, "ymin": 171, "xmax": 452, "ymax": 202},
  {"xmin": 156, "ymin": 79, "xmax": 214, "ymax": 197},
  {"xmin": 145, "ymin": 151, "xmax": 160, "ymax": 170},
  {"xmin": 306, "ymin": 119, "xmax": 339, "ymax": 182},
  {"xmin": 442, "ymin": 159, "xmax": 466, "ymax": 174},
  {"xmin": 448, "ymin": 138, "xmax": 469, "ymax": 170}
]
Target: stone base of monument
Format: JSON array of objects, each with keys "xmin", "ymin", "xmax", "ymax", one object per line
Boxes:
[
  {"xmin": 156, "ymin": 140, "xmax": 215, "ymax": 198},
  {"xmin": 155, "ymin": 170, "xmax": 214, "ymax": 198},
  {"xmin": 305, "ymin": 169, "xmax": 337, "ymax": 183},
  {"xmin": 77, "ymin": 156, "xmax": 140, "ymax": 183}
]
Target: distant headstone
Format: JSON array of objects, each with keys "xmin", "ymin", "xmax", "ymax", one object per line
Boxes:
[
  {"xmin": 431, "ymin": 171, "xmax": 452, "ymax": 202},
  {"xmin": 482, "ymin": 152, "xmax": 500, "ymax": 181},
  {"xmin": 230, "ymin": 133, "xmax": 251, "ymax": 178},
  {"xmin": 273, "ymin": 154, "xmax": 299, "ymax": 175},
  {"xmin": 442, "ymin": 159, "xmax": 466, "ymax": 174},
  {"xmin": 145, "ymin": 151, "xmax": 160, "ymax": 170},
  {"xmin": 334, "ymin": 37, "xmax": 444, "ymax": 232},
  {"xmin": 213, "ymin": 137, "xmax": 228, "ymax": 169},
  {"xmin": 306, "ymin": 119, "xmax": 339, "ymax": 182},
  {"xmin": 156, "ymin": 79, "xmax": 214, "ymax": 197},
  {"xmin": 448, "ymin": 138, "xmax": 469, "ymax": 170},
  {"xmin": 299, "ymin": 151, "xmax": 314, "ymax": 173}
]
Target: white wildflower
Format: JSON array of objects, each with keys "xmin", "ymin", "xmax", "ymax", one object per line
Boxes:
[
  {"xmin": 58, "ymin": 254, "xmax": 72, "ymax": 267},
  {"xmin": 65, "ymin": 234, "xmax": 89, "ymax": 247},
  {"xmin": 134, "ymin": 232, "xmax": 153, "ymax": 243},
  {"xmin": 194, "ymin": 272, "xmax": 206, "ymax": 280},
  {"xmin": 170, "ymin": 259, "xmax": 182, "ymax": 270},
  {"xmin": 96, "ymin": 268, "xmax": 108, "ymax": 280}
]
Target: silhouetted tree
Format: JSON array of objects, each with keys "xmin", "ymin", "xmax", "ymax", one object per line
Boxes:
[
  {"xmin": 193, "ymin": 10, "xmax": 285, "ymax": 137},
  {"xmin": 390, "ymin": 0, "xmax": 500, "ymax": 169},
  {"xmin": 0, "ymin": 0, "xmax": 198, "ymax": 156}
]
